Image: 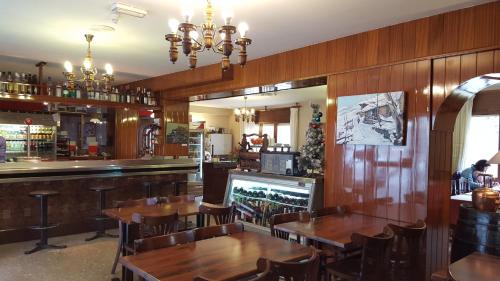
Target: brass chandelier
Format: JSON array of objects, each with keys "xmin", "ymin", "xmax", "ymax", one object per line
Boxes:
[
  {"xmin": 63, "ymin": 34, "xmax": 114, "ymax": 92},
  {"xmin": 234, "ymin": 96, "xmax": 255, "ymax": 123},
  {"xmin": 165, "ymin": 0, "xmax": 252, "ymax": 70}
]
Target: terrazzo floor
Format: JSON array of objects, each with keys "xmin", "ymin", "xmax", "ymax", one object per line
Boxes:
[{"xmin": 0, "ymin": 230, "xmax": 123, "ymax": 281}]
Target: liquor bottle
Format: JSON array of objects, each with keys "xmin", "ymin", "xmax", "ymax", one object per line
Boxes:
[
  {"xmin": 32, "ymin": 74, "xmax": 38, "ymax": 95},
  {"xmin": 125, "ymin": 86, "xmax": 131, "ymax": 103},
  {"xmin": 14, "ymin": 72, "xmax": 21, "ymax": 94},
  {"xmin": 129, "ymin": 87, "xmax": 135, "ymax": 104},
  {"xmin": 88, "ymin": 85, "xmax": 95, "ymax": 100},
  {"xmin": 6, "ymin": 72, "xmax": 14, "ymax": 93},
  {"xmin": 142, "ymin": 88, "xmax": 148, "ymax": 105},
  {"xmin": 26, "ymin": 73, "xmax": 32, "ymax": 95},
  {"xmin": 55, "ymin": 83, "xmax": 62, "ymax": 97},
  {"xmin": 62, "ymin": 82, "xmax": 69, "ymax": 98},
  {"xmin": 0, "ymin": 72, "xmax": 5, "ymax": 93},
  {"xmin": 75, "ymin": 85, "xmax": 81, "ymax": 99},
  {"xmin": 136, "ymin": 87, "xmax": 142, "ymax": 104},
  {"xmin": 46, "ymin": 76, "xmax": 53, "ymax": 96},
  {"xmin": 94, "ymin": 82, "xmax": 100, "ymax": 100}
]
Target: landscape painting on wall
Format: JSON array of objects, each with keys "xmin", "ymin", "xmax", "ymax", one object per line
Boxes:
[
  {"xmin": 336, "ymin": 91, "xmax": 406, "ymax": 145},
  {"xmin": 166, "ymin": 122, "xmax": 189, "ymax": 144}
]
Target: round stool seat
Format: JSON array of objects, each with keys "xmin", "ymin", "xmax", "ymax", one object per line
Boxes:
[
  {"xmin": 89, "ymin": 186, "xmax": 116, "ymax": 192},
  {"xmin": 29, "ymin": 190, "xmax": 60, "ymax": 197}
]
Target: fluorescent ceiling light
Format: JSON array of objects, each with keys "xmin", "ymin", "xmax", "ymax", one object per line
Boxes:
[{"xmin": 112, "ymin": 2, "xmax": 148, "ymax": 18}]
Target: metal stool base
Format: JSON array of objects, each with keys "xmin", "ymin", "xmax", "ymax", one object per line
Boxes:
[
  {"xmin": 25, "ymin": 242, "xmax": 67, "ymax": 255},
  {"xmin": 85, "ymin": 231, "xmax": 118, "ymax": 241}
]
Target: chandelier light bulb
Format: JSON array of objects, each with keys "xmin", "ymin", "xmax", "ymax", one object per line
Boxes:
[
  {"xmin": 237, "ymin": 22, "xmax": 249, "ymax": 37},
  {"xmin": 83, "ymin": 57, "xmax": 93, "ymax": 71},
  {"xmin": 168, "ymin": 18, "xmax": 180, "ymax": 33},
  {"xmin": 104, "ymin": 63, "xmax": 113, "ymax": 75},
  {"xmin": 63, "ymin": 61, "xmax": 73, "ymax": 73},
  {"xmin": 250, "ymin": 108, "xmax": 255, "ymax": 114},
  {"xmin": 220, "ymin": 32, "xmax": 226, "ymax": 40},
  {"xmin": 222, "ymin": 10, "xmax": 233, "ymax": 25},
  {"xmin": 182, "ymin": 9, "xmax": 193, "ymax": 22}
]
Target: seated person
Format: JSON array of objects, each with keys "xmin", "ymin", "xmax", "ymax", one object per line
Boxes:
[{"xmin": 460, "ymin": 159, "xmax": 490, "ymax": 190}]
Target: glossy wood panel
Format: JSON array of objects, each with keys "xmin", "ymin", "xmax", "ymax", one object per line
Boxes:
[
  {"xmin": 325, "ymin": 61, "xmax": 430, "ymax": 224},
  {"xmin": 161, "ymin": 99, "xmax": 189, "ymax": 157},
  {"xmin": 115, "ymin": 108, "xmax": 139, "ymax": 159}
]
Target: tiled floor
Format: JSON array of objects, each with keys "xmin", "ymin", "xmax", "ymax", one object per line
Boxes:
[{"xmin": 0, "ymin": 231, "xmax": 122, "ymax": 281}]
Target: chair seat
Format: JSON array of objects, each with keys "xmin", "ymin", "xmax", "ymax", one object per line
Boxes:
[
  {"xmin": 29, "ymin": 190, "xmax": 60, "ymax": 197},
  {"xmin": 89, "ymin": 186, "xmax": 116, "ymax": 192},
  {"xmin": 325, "ymin": 257, "xmax": 361, "ymax": 280}
]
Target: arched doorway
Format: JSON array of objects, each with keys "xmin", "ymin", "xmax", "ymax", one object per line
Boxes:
[{"xmin": 428, "ymin": 73, "xmax": 500, "ymax": 274}]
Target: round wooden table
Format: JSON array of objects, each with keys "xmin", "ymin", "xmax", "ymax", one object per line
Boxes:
[{"xmin": 449, "ymin": 252, "xmax": 500, "ymax": 281}]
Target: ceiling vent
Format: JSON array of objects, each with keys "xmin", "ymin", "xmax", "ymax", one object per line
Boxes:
[{"xmin": 111, "ymin": 2, "xmax": 148, "ymax": 23}]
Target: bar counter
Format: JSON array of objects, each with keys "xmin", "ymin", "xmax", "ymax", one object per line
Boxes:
[{"xmin": 0, "ymin": 159, "xmax": 198, "ymax": 243}]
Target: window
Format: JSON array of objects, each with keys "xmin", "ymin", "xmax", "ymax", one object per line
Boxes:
[
  {"xmin": 262, "ymin": 124, "xmax": 275, "ymax": 143},
  {"xmin": 277, "ymin": 123, "xmax": 291, "ymax": 145},
  {"xmin": 464, "ymin": 115, "xmax": 499, "ymax": 177}
]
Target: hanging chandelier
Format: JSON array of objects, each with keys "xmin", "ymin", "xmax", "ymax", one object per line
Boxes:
[
  {"xmin": 234, "ymin": 96, "xmax": 255, "ymax": 123},
  {"xmin": 63, "ymin": 34, "xmax": 114, "ymax": 92},
  {"xmin": 165, "ymin": 0, "xmax": 252, "ymax": 70}
]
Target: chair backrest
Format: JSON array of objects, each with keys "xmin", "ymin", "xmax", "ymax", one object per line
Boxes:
[
  {"xmin": 269, "ymin": 212, "xmax": 310, "ymax": 240},
  {"xmin": 198, "ymin": 203, "xmax": 236, "ymax": 226},
  {"xmin": 134, "ymin": 229, "xmax": 195, "ymax": 253},
  {"xmin": 132, "ymin": 211, "xmax": 179, "ymax": 238},
  {"xmin": 194, "ymin": 222, "xmax": 244, "ymax": 241},
  {"xmin": 167, "ymin": 194, "xmax": 197, "ymax": 203},
  {"xmin": 352, "ymin": 228, "xmax": 394, "ymax": 281},
  {"xmin": 257, "ymin": 247, "xmax": 320, "ymax": 281},
  {"xmin": 310, "ymin": 205, "xmax": 350, "ymax": 218},
  {"xmin": 193, "ymin": 259, "xmax": 270, "ymax": 281},
  {"xmin": 387, "ymin": 220, "xmax": 427, "ymax": 281}
]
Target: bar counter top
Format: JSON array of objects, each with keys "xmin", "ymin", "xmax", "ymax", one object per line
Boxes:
[{"xmin": 0, "ymin": 159, "xmax": 198, "ymax": 183}]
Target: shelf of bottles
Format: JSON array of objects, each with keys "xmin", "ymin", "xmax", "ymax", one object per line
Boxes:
[
  {"xmin": 0, "ymin": 71, "xmax": 159, "ymax": 109},
  {"xmin": 224, "ymin": 171, "xmax": 323, "ymax": 228},
  {"xmin": 0, "ymin": 124, "xmax": 55, "ymax": 156}
]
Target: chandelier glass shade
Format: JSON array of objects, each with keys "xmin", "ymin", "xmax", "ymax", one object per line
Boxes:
[
  {"xmin": 63, "ymin": 34, "xmax": 114, "ymax": 91},
  {"xmin": 165, "ymin": 0, "xmax": 252, "ymax": 71},
  {"xmin": 234, "ymin": 96, "xmax": 255, "ymax": 123}
]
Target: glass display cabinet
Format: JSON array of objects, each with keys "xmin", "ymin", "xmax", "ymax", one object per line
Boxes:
[{"xmin": 223, "ymin": 170, "xmax": 324, "ymax": 230}]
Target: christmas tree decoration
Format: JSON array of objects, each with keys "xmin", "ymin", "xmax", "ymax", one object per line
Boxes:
[{"xmin": 298, "ymin": 104, "xmax": 325, "ymax": 176}]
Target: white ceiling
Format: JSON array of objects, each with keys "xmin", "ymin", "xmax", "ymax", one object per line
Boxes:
[
  {"xmin": 191, "ymin": 85, "xmax": 327, "ymax": 109},
  {"xmin": 0, "ymin": 0, "xmax": 491, "ymax": 82}
]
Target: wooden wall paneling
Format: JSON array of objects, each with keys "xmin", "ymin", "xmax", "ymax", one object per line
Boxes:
[
  {"xmin": 332, "ymin": 38, "xmax": 347, "ymax": 72},
  {"xmin": 115, "ymin": 109, "xmax": 139, "ymax": 159},
  {"xmin": 415, "ymin": 19, "xmax": 429, "ymax": 58},
  {"xmin": 432, "ymin": 58, "xmax": 446, "ymax": 126},
  {"xmin": 314, "ymin": 41, "xmax": 328, "ymax": 76},
  {"xmin": 355, "ymin": 32, "xmax": 369, "ymax": 68},
  {"xmin": 402, "ymin": 21, "xmax": 417, "ymax": 60},
  {"xmin": 477, "ymin": 51, "xmax": 495, "ymax": 76},
  {"xmin": 460, "ymin": 53, "xmax": 477, "ymax": 82},
  {"xmin": 458, "ymin": 7, "xmax": 475, "ymax": 51},
  {"xmin": 443, "ymin": 10, "xmax": 460, "ymax": 54},
  {"xmin": 377, "ymin": 27, "xmax": 391, "ymax": 65},
  {"xmin": 428, "ymin": 14, "xmax": 445, "ymax": 56},
  {"xmin": 496, "ymin": 1, "xmax": 500, "ymax": 45},
  {"xmin": 162, "ymin": 99, "xmax": 189, "ymax": 157},
  {"xmin": 496, "ymin": 50, "xmax": 500, "ymax": 72},
  {"xmin": 345, "ymin": 35, "xmax": 358, "ymax": 71},
  {"xmin": 389, "ymin": 23, "xmax": 404, "ymax": 63},
  {"xmin": 325, "ymin": 75, "xmax": 336, "ymax": 206},
  {"xmin": 353, "ymin": 71, "xmax": 367, "ymax": 214},
  {"xmin": 473, "ymin": 3, "xmax": 496, "ymax": 49},
  {"xmin": 444, "ymin": 56, "xmax": 461, "ymax": 98}
]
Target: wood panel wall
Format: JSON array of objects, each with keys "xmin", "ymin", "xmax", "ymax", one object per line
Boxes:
[
  {"xmin": 115, "ymin": 108, "xmax": 139, "ymax": 159},
  {"xmin": 427, "ymin": 49, "xmax": 500, "ymax": 276},
  {"xmin": 156, "ymin": 100, "xmax": 189, "ymax": 157},
  {"xmin": 325, "ymin": 61, "xmax": 430, "ymax": 223}
]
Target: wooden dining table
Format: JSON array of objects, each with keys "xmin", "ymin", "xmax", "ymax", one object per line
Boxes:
[
  {"xmin": 274, "ymin": 213, "xmax": 403, "ymax": 249},
  {"xmin": 120, "ymin": 231, "xmax": 313, "ymax": 281},
  {"xmin": 448, "ymin": 252, "xmax": 500, "ymax": 281}
]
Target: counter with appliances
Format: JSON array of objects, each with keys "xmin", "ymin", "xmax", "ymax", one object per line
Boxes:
[{"xmin": 0, "ymin": 159, "xmax": 198, "ymax": 243}]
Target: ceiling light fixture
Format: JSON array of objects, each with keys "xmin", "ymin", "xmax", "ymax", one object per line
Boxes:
[
  {"xmin": 111, "ymin": 2, "xmax": 148, "ymax": 22},
  {"xmin": 165, "ymin": 0, "xmax": 252, "ymax": 70},
  {"xmin": 63, "ymin": 34, "xmax": 115, "ymax": 92},
  {"xmin": 234, "ymin": 96, "xmax": 255, "ymax": 123}
]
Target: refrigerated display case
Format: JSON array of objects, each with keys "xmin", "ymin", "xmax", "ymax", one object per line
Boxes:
[
  {"xmin": 223, "ymin": 170, "xmax": 324, "ymax": 230},
  {"xmin": 0, "ymin": 124, "xmax": 56, "ymax": 160},
  {"xmin": 188, "ymin": 129, "xmax": 204, "ymax": 181}
]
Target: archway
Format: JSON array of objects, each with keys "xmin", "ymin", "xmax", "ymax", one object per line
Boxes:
[{"xmin": 428, "ymin": 73, "xmax": 500, "ymax": 274}]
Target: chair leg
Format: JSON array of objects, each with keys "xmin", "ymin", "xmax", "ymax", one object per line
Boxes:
[{"xmin": 111, "ymin": 223, "xmax": 123, "ymax": 274}]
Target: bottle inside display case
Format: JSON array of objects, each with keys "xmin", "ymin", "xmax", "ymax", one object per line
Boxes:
[{"xmin": 224, "ymin": 170, "xmax": 323, "ymax": 229}]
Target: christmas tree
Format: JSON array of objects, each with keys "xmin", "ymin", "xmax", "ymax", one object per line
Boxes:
[{"xmin": 298, "ymin": 104, "xmax": 325, "ymax": 176}]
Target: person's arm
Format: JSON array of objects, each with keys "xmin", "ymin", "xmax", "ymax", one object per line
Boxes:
[{"xmin": 466, "ymin": 171, "xmax": 482, "ymax": 188}]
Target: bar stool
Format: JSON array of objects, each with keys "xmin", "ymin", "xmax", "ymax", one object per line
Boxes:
[
  {"xmin": 143, "ymin": 181, "xmax": 155, "ymax": 198},
  {"xmin": 25, "ymin": 190, "xmax": 67, "ymax": 254},
  {"xmin": 174, "ymin": 180, "xmax": 187, "ymax": 196},
  {"xmin": 85, "ymin": 186, "xmax": 118, "ymax": 241}
]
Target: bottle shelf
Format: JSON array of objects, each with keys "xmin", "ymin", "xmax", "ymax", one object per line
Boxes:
[{"xmin": 0, "ymin": 92, "xmax": 161, "ymax": 111}]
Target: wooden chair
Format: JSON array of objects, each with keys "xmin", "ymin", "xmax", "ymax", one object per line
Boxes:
[
  {"xmin": 257, "ymin": 247, "xmax": 320, "ymax": 281},
  {"xmin": 198, "ymin": 203, "xmax": 236, "ymax": 226},
  {"xmin": 311, "ymin": 205, "xmax": 350, "ymax": 218},
  {"xmin": 194, "ymin": 222, "xmax": 244, "ymax": 241},
  {"xmin": 132, "ymin": 212, "xmax": 179, "ymax": 238},
  {"xmin": 325, "ymin": 228, "xmax": 395, "ymax": 281},
  {"xmin": 193, "ymin": 259, "xmax": 270, "ymax": 281},
  {"xmin": 134, "ymin": 229, "xmax": 195, "ymax": 253},
  {"xmin": 387, "ymin": 220, "xmax": 427, "ymax": 281},
  {"xmin": 269, "ymin": 212, "xmax": 310, "ymax": 242},
  {"xmin": 111, "ymin": 197, "xmax": 158, "ymax": 274},
  {"xmin": 166, "ymin": 194, "xmax": 197, "ymax": 203}
]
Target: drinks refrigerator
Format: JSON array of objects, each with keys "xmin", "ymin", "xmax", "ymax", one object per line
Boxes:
[
  {"xmin": 0, "ymin": 123, "xmax": 56, "ymax": 160},
  {"xmin": 223, "ymin": 170, "xmax": 324, "ymax": 231},
  {"xmin": 188, "ymin": 130, "xmax": 204, "ymax": 182}
]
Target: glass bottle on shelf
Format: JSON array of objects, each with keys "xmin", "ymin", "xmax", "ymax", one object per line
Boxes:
[
  {"xmin": 62, "ymin": 82, "xmax": 69, "ymax": 98},
  {"xmin": 6, "ymin": 72, "xmax": 14, "ymax": 93},
  {"xmin": 135, "ymin": 87, "xmax": 142, "ymax": 104},
  {"xmin": 46, "ymin": 76, "xmax": 53, "ymax": 96},
  {"xmin": 94, "ymin": 82, "xmax": 100, "ymax": 100},
  {"xmin": 31, "ymin": 74, "xmax": 38, "ymax": 95},
  {"xmin": 75, "ymin": 84, "xmax": 81, "ymax": 99},
  {"xmin": 129, "ymin": 87, "xmax": 135, "ymax": 104},
  {"xmin": 0, "ymin": 72, "xmax": 6, "ymax": 93},
  {"xmin": 87, "ymin": 85, "xmax": 95, "ymax": 100},
  {"xmin": 125, "ymin": 86, "xmax": 131, "ymax": 103},
  {"xmin": 55, "ymin": 82, "xmax": 62, "ymax": 97}
]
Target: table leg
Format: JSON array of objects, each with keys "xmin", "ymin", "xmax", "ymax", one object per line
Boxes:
[{"xmin": 120, "ymin": 222, "xmax": 134, "ymax": 281}]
